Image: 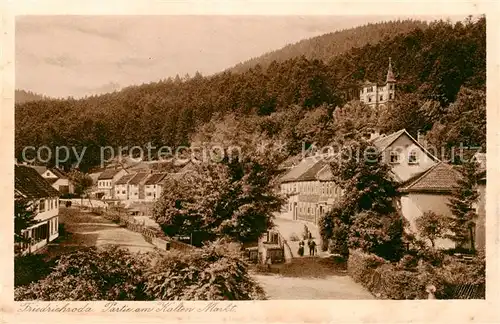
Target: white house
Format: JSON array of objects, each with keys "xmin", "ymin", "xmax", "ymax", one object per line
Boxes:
[
  {"xmin": 15, "ymin": 165, "xmax": 61, "ymax": 254},
  {"xmin": 127, "ymin": 172, "xmax": 149, "ymax": 201},
  {"xmin": 114, "ymin": 173, "xmax": 135, "ymax": 200},
  {"xmin": 96, "ymin": 168, "xmax": 128, "ymax": 199},
  {"xmin": 31, "ymin": 166, "xmax": 74, "ymax": 195},
  {"xmin": 144, "ymin": 172, "xmax": 168, "ymax": 201}
]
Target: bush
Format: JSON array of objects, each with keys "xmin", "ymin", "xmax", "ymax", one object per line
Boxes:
[
  {"xmin": 15, "ymin": 246, "xmax": 151, "ymax": 301},
  {"xmin": 289, "ymin": 232, "xmax": 300, "ymax": 242},
  {"xmin": 144, "ymin": 242, "xmax": 266, "ymax": 300},
  {"xmin": 348, "ymin": 249, "xmax": 485, "ymax": 299},
  {"xmin": 15, "ymin": 254, "xmax": 55, "ymax": 287},
  {"xmin": 15, "ymin": 243, "xmax": 266, "ymax": 301}
]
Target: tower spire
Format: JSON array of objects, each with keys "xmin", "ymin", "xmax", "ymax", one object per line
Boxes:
[{"xmin": 386, "ymin": 57, "xmax": 395, "ymax": 83}]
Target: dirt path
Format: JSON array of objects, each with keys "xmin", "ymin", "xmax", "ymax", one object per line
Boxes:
[{"xmin": 47, "ymin": 207, "xmax": 155, "ymax": 257}]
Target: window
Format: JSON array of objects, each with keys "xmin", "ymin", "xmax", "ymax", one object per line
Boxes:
[
  {"xmin": 147, "ymin": 192, "xmax": 151, "ymax": 196},
  {"xmin": 389, "ymin": 84, "xmax": 394, "ymax": 90},
  {"xmin": 122, "ymin": 190, "xmax": 126, "ymax": 194},
  {"xmin": 368, "ymin": 96, "xmax": 372, "ymax": 103},
  {"xmin": 39, "ymin": 199, "xmax": 45, "ymax": 212},
  {"xmin": 390, "ymin": 151, "xmax": 400, "ymax": 164},
  {"xmin": 389, "ymin": 93, "xmax": 393, "ymax": 99},
  {"xmin": 380, "ymin": 95, "xmax": 383, "ymax": 101},
  {"xmin": 408, "ymin": 151, "xmax": 418, "ymax": 164},
  {"xmin": 368, "ymin": 86, "xmax": 373, "ymax": 93}
]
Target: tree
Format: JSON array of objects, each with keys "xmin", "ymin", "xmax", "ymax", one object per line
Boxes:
[
  {"xmin": 14, "ymin": 198, "xmax": 38, "ymax": 252},
  {"xmin": 447, "ymin": 159, "xmax": 481, "ymax": 251},
  {"xmin": 415, "ymin": 211, "xmax": 447, "ymax": 248},
  {"xmin": 152, "ymin": 137, "xmax": 286, "ymax": 245},
  {"xmin": 68, "ymin": 170, "xmax": 94, "ymax": 207},
  {"xmin": 319, "ymin": 139, "xmax": 404, "ymax": 261}
]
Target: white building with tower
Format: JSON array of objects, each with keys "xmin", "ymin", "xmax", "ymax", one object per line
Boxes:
[{"xmin": 359, "ymin": 58, "xmax": 396, "ymax": 108}]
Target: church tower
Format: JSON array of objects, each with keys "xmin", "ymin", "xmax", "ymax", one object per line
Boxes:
[{"xmin": 384, "ymin": 57, "xmax": 396, "ymax": 103}]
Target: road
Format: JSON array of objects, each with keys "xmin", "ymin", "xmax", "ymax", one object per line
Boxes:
[{"xmin": 47, "ymin": 207, "xmax": 155, "ymax": 257}]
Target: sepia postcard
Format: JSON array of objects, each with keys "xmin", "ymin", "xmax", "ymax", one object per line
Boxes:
[{"xmin": 1, "ymin": 0, "xmax": 499, "ymax": 323}]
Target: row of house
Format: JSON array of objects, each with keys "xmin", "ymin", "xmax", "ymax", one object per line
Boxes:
[
  {"xmin": 278, "ymin": 128, "xmax": 486, "ymax": 251},
  {"xmin": 90, "ymin": 158, "xmax": 195, "ymax": 203}
]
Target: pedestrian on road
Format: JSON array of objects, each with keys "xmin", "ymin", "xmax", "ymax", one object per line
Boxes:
[
  {"xmin": 298, "ymin": 241, "xmax": 304, "ymax": 256},
  {"xmin": 266, "ymin": 256, "xmax": 272, "ymax": 272},
  {"xmin": 307, "ymin": 239, "xmax": 313, "ymax": 256},
  {"xmin": 310, "ymin": 240, "xmax": 317, "ymax": 256}
]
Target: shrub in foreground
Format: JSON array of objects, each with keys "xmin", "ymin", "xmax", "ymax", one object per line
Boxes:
[{"xmin": 15, "ymin": 244, "xmax": 266, "ymax": 301}]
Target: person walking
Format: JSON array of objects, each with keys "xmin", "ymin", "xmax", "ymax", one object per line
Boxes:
[
  {"xmin": 298, "ymin": 241, "xmax": 305, "ymax": 257},
  {"xmin": 310, "ymin": 240, "xmax": 317, "ymax": 256},
  {"xmin": 307, "ymin": 239, "xmax": 313, "ymax": 256}
]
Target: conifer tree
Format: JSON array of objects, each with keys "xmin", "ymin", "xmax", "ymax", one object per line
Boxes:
[{"xmin": 446, "ymin": 159, "xmax": 481, "ymax": 251}]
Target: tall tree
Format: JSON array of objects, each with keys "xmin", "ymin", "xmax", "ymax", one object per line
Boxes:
[{"xmin": 447, "ymin": 159, "xmax": 481, "ymax": 251}]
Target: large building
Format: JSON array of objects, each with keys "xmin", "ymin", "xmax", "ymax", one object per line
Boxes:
[
  {"xmin": 15, "ymin": 165, "xmax": 61, "ymax": 254},
  {"xmin": 278, "ymin": 128, "xmax": 487, "ymax": 251},
  {"xmin": 359, "ymin": 58, "xmax": 396, "ymax": 108},
  {"xmin": 30, "ymin": 166, "xmax": 74, "ymax": 195},
  {"xmin": 279, "ymin": 128, "xmax": 439, "ymax": 226}
]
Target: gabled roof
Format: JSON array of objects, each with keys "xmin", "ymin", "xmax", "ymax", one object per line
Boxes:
[
  {"xmin": 128, "ymin": 172, "xmax": 148, "ymax": 185},
  {"xmin": 144, "ymin": 172, "xmax": 167, "ymax": 185},
  {"xmin": 31, "ymin": 166, "xmax": 47, "ymax": 175},
  {"xmin": 98, "ymin": 168, "xmax": 123, "ymax": 180},
  {"xmin": 401, "ymin": 162, "xmax": 461, "ymax": 193},
  {"xmin": 115, "ymin": 173, "xmax": 135, "ymax": 185},
  {"xmin": 50, "ymin": 168, "xmax": 67, "ymax": 179},
  {"xmin": 372, "ymin": 129, "xmax": 406, "ymax": 151},
  {"xmin": 296, "ymin": 160, "xmax": 329, "ymax": 182},
  {"xmin": 15, "ymin": 165, "xmax": 60, "ymax": 199},
  {"xmin": 372, "ymin": 129, "xmax": 439, "ymax": 162},
  {"xmin": 280, "ymin": 156, "xmax": 319, "ymax": 183}
]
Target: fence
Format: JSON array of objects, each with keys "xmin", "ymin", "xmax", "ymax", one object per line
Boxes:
[{"xmin": 102, "ymin": 208, "xmax": 194, "ymax": 252}]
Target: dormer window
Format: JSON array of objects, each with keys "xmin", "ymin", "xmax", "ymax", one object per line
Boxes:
[
  {"xmin": 390, "ymin": 151, "xmax": 400, "ymax": 164},
  {"xmin": 408, "ymin": 151, "xmax": 418, "ymax": 164}
]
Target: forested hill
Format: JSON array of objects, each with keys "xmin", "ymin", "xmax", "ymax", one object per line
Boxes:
[
  {"xmin": 15, "ymin": 17, "xmax": 485, "ymax": 172},
  {"xmin": 230, "ymin": 19, "xmax": 429, "ymax": 74},
  {"xmin": 15, "ymin": 90, "xmax": 49, "ymax": 104}
]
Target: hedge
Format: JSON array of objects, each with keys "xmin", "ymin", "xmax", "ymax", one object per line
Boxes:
[{"xmin": 347, "ymin": 249, "xmax": 485, "ymax": 299}]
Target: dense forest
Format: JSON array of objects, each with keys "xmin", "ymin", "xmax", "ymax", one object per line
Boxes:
[
  {"xmin": 229, "ymin": 19, "xmax": 429, "ymax": 73},
  {"xmin": 15, "ymin": 16, "xmax": 486, "ymax": 171},
  {"xmin": 15, "ymin": 90, "xmax": 49, "ymax": 104}
]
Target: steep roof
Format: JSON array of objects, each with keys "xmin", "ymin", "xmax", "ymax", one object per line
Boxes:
[
  {"xmin": 401, "ymin": 162, "xmax": 461, "ymax": 193},
  {"xmin": 98, "ymin": 168, "xmax": 122, "ymax": 180},
  {"xmin": 115, "ymin": 173, "xmax": 135, "ymax": 185},
  {"xmin": 15, "ymin": 165, "xmax": 60, "ymax": 199},
  {"xmin": 372, "ymin": 129, "xmax": 406, "ymax": 151},
  {"xmin": 296, "ymin": 160, "xmax": 329, "ymax": 182},
  {"xmin": 372, "ymin": 129, "xmax": 439, "ymax": 162},
  {"xmin": 128, "ymin": 172, "xmax": 148, "ymax": 185},
  {"xmin": 145, "ymin": 172, "xmax": 168, "ymax": 185},
  {"xmin": 280, "ymin": 156, "xmax": 318, "ymax": 183},
  {"xmin": 31, "ymin": 166, "xmax": 47, "ymax": 175},
  {"xmin": 50, "ymin": 168, "xmax": 67, "ymax": 179}
]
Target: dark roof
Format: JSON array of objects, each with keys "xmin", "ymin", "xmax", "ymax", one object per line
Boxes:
[
  {"xmin": 145, "ymin": 172, "xmax": 167, "ymax": 185},
  {"xmin": 49, "ymin": 168, "xmax": 67, "ymax": 179},
  {"xmin": 98, "ymin": 168, "xmax": 122, "ymax": 180},
  {"xmin": 15, "ymin": 165, "xmax": 60, "ymax": 199},
  {"xmin": 280, "ymin": 156, "xmax": 318, "ymax": 183},
  {"xmin": 296, "ymin": 160, "xmax": 329, "ymax": 182},
  {"xmin": 401, "ymin": 162, "xmax": 461, "ymax": 193},
  {"xmin": 128, "ymin": 172, "xmax": 148, "ymax": 185},
  {"xmin": 31, "ymin": 166, "xmax": 47, "ymax": 175},
  {"xmin": 115, "ymin": 173, "xmax": 135, "ymax": 185},
  {"xmin": 45, "ymin": 178, "xmax": 59, "ymax": 185}
]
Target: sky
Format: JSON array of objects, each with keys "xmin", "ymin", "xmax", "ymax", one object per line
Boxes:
[{"xmin": 16, "ymin": 15, "xmax": 464, "ymax": 98}]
